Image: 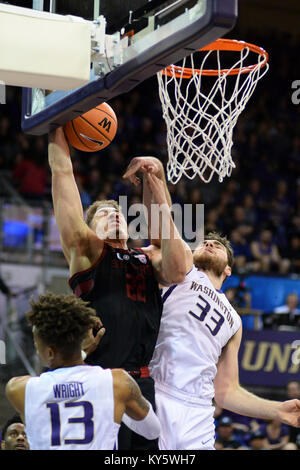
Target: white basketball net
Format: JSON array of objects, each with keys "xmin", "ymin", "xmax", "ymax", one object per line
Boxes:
[{"xmin": 157, "ymin": 43, "xmax": 269, "ymax": 184}]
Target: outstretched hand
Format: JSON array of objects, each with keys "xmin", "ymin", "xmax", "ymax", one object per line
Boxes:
[
  {"xmin": 123, "ymin": 157, "xmax": 164, "ymax": 186},
  {"xmin": 48, "ymin": 127, "xmax": 70, "ymax": 155},
  {"xmin": 81, "ymin": 316, "xmax": 105, "ymax": 358},
  {"xmin": 278, "ymin": 399, "xmax": 300, "ymax": 427}
]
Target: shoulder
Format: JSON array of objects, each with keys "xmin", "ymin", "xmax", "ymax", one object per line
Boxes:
[
  {"xmin": 6, "ymin": 375, "xmax": 31, "ymax": 393},
  {"xmin": 111, "ymin": 369, "xmax": 138, "ymax": 400},
  {"xmin": 5, "ymin": 375, "xmax": 31, "ymax": 410}
]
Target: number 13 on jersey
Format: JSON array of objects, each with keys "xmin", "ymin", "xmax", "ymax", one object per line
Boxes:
[{"xmin": 47, "ymin": 401, "xmax": 94, "ymax": 446}]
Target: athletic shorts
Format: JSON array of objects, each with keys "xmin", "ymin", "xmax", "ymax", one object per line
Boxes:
[{"xmin": 155, "ymin": 386, "xmax": 216, "ymax": 450}]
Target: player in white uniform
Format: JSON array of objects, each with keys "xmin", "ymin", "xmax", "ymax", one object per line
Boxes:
[
  {"xmin": 150, "ymin": 262, "xmax": 241, "ymax": 450},
  {"xmin": 5, "ymin": 292, "xmax": 161, "ymax": 450},
  {"xmin": 124, "ymin": 157, "xmax": 300, "ymax": 450}
]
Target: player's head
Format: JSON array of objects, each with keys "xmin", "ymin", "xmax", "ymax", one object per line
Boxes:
[
  {"xmin": 26, "ymin": 292, "xmax": 98, "ymax": 368},
  {"xmin": 1, "ymin": 415, "xmax": 29, "ymax": 450},
  {"xmin": 286, "ymin": 380, "xmax": 300, "ymax": 400},
  {"xmin": 86, "ymin": 199, "xmax": 128, "ymax": 241},
  {"xmin": 193, "ymin": 232, "xmax": 234, "ymax": 282},
  {"xmin": 286, "ymin": 292, "xmax": 299, "ymax": 310}
]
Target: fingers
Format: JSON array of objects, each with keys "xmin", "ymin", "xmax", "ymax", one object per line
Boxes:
[
  {"xmin": 123, "ymin": 160, "xmax": 143, "ymax": 180},
  {"xmin": 123, "ymin": 158, "xmax": 158, "ymax": 184},
  {"xmin": 94, "ymin": 327, "xmax": 105, "ymax": 345},
  {"xmin": 145, "ymin": 172, "xmax": 161, "ymax": 190},
  {"xmin": 92, "ymin": 316, "xmax": 103, "ymax": 329}
]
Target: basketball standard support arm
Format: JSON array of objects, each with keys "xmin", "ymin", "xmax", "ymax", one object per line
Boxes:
[
  {"xmin": 0, "ymin": 3, "xmax": 91, "ymax": 90},
  {"xmin": 20, "ymin": 0, "xmax": 238, "ymax": 135}
]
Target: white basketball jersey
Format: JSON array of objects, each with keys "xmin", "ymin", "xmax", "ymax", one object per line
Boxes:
[
  {"xmin": 150, "ymin": 267, "xmax": 241, "ymax": 405},
  {"xmin": 25, "ymin": 365, "xmax": 120, "ymax": 450}
]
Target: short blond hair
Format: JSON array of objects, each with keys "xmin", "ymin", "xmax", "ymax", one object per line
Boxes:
[{"xmin": 85, "ymin": 199, "xmax": 121, "ymax": 227}]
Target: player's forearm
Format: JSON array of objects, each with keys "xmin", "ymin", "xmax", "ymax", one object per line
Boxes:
[
  {"xmin": 48, "ymin": 129, "xmax": 73, "ymax": 173},
  {"xmin": 122, "ymin": 402, "xmax": 161, "ymax": 440},
  {"xmin": 142, "ymin": 165, "xmax": 172, "ymax": 246},
  {"xmin": 216, "ymin": 384, "xmax": 281, "ymax": 421},
  {"xmin": 160, "ymin": 204, "xmax": 188, "ymax": 283},
  {"xmin": 52, "ymin": 172, "xmax": 84, "ymax": 224}
]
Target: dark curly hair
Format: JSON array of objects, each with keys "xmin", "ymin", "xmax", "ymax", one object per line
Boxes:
[
  {"xmin": 1, "ymin": 414, "xmax": 24, "ymax": 441},
  {"xmin": 26, "ymin": 292, "xmax": 98, "ymax": 357}
]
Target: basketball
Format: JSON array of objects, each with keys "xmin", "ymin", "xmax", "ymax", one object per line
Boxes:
[{"xmin": 63, "ymin": 103, "xmax": 117, "ymax": 152}]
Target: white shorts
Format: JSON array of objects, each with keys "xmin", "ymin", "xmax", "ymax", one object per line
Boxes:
[{"xmin": 155, "ymin": 387, "xmax": 216, "ymax": 450}]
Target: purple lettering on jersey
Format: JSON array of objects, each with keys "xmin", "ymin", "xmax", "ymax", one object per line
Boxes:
[
  {"xmin": 53, "ymin": 382, "xmax": 84, "ymax": 399},
  {"xmin": 65, "ymin": 401, "xmax": 94, "ymax": 444},
  {"xmin": 46, "ymin": 402, "xmax": 61, "ymax": 446}
]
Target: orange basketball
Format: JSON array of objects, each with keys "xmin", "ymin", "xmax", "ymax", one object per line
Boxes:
[{"xmin": 63, "ymin": 102, "xmax": 117, "ymax": 152}]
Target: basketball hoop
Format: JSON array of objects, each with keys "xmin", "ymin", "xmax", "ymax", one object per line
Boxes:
[{"xmin": 157, "ymin": 39, "xmax": 269, "ymax": 184}]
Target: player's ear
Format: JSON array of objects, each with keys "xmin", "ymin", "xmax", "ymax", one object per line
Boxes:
[{"xmin": 224, "ymin": 265, "xmax": 232, "ymax": 278}]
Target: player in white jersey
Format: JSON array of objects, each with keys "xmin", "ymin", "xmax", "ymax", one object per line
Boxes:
[
  {"xmin": 124, "ymin": 157, "xmax": 300, "ymax": 450},
  {"xmin": 5, "ymin": 292, "xmax": 161, "ymax": 450}
]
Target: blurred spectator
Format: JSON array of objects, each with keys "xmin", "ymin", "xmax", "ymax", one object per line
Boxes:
[
  {"xmin": 285, "ymin": 236, "xmax": 300, "ymax": 274},
  {"xmin": 204, "ymin": 209, "xmax": 221, "ymax": 233},
  {"xmin": 281, "ymin": 442, "xmax": 298, "ymax": 450},
  {"xmin": 242, "ymin": 194, "xmax": 257, "ymax": 226},
  {"xmin": 286, "ymin": 380, "xmax": 300, "ymax": 400},
  {"xmin": 74, "ymin": 174, "xmax": 92, "ymax": 209},
  {"xmin": 215, "ymin": 416, "xmax": 244, "ymax": 450},
  {"xmin": 247, "ymin": 429, "xmax": 269, "ymax": 450},
  {"xmin": 229, "ymin": 229, "xmax": 253, "ymax": 274},
  {"xmin": 225, "ymin": 283, "xmax": 251, "ymax": 310},
  {"xmin": 1, "ymin": 415, "xmax": 29, "ymax": 450},
  {"xmin": 260, "ymin": 418, "xmax": 290, "ymax": 450},
  {"xmin": 264, "ymin": 293, "xmax": 300, "ymax": 331},
  {"xmin": 250, "ymin": 229, "xmax": 290, "ymax": 274},
  {"xmin": 274, "ymin": 293, "xmax": 300, "ymax": 316},
  {"xmin": 13, "ymin": 151, "xmax": 47, "ymax": 200}
]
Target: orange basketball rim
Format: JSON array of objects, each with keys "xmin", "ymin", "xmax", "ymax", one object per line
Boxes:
[{"xmin": 163, "ymin": 38, "xmax": 269, "ymax": 78}]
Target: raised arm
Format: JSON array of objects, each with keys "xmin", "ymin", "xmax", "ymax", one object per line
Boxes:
[
  {"xmin": 49, "ymin": 128, "xmax": 100, "ymax": 273},
  {"xmin": 123, "ymin": 157, "xmax": 193, "ymax": 285},
  {"xmin": 112, "ymin": 369, "xmax": 161, "ymax": 440},
  {"xmin": 214, "ymin": 327, "xmax": 300, "ymax": 427}
]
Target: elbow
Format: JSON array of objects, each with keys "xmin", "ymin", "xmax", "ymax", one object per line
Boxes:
[
  {"xmin": 214, "ymin": 382, "xmax": 240, "ymax": 409},
  {"xmin": 5, "ymin": 378, "xmax": 17, "ymax": 399},
  {"xmin": 214, "ymin": 391, "xmax": 226, "ymax": 409},
  {"xmin": 165, "ymin": 269, "xmax": 186, "ymax": 285},
  {"xmin": 171, "ymin": 270, "xmax": 186, "ymax": 284}
]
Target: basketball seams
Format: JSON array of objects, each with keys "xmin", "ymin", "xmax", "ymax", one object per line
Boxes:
[
  {"xmin": 95, "ymin": 107, "xmax": 117, "ymax": 125},
  {"xmin": 64, "ymin": 104, "xmax": 117, "ymax": 152},
  {"xmin": 71, "ymin": 120, "xmax": 97, "ymax": 151},
  {"xmin": 79, "ymin": 115, "xmax": 113, "ymax": 143}
]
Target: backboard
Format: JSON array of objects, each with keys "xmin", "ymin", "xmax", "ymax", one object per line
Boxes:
[{"xmin": 20, "ymin": 0, "xmax": 238, "ymax": 135}]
